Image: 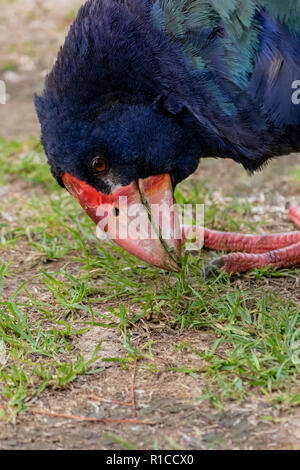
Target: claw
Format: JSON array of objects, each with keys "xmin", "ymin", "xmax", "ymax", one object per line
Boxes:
[{"xmin": 201, "ymin": 256, "xmax": 226, "ymax": 279}]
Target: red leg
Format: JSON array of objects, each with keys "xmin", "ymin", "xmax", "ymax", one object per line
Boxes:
[
  {"xmin": 288, "ymin": 205, "xmax": 300, "ymax": 228},
  {"xmin": 209, "ymin": 242, "xmax": 300, "ymax": 274},
  {"xmin": 181, "ymin": 205, "xmax": 300, "ymax": 274},
  {"xmin": 203, "ymin": 229, "xmax": 300, "ymax": 253}
]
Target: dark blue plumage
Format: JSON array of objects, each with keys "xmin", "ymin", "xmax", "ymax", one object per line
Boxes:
[{"xmin": 35, "ymin": 0, "xmax": 300, "ymax": 193}]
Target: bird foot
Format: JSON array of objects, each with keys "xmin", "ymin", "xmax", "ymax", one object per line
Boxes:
[{"xmin": 182, "ymin": 205, "xmax": 300, "ymax": 274}]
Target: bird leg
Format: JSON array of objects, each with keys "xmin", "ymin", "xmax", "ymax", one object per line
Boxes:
[{"xmin": 181, "ymin": 205, "xmax": 300, "ymax": 274}]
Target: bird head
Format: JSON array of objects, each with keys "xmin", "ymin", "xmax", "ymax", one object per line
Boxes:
[{"xmin": 35, "ymin": 0, "xmax": 202, "ymax": 271}]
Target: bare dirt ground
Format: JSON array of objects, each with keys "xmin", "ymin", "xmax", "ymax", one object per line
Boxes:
[{"xmin": 0, "ymin": 0, "xmax": 300, "ymax": 450}]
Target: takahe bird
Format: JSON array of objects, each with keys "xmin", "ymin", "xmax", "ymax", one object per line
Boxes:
[{"xmin": 35, "ymin": 0, "xmax": 300, "ymax": 274}]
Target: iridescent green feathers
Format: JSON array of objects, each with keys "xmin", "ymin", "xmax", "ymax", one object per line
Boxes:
[{"xmin": 152, "ymin": 0, "xmax": 300, "ymax": 125}]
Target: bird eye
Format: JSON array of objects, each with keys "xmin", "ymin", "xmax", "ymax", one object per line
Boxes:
[{"xmin": 92, "ymin": 156, "xmax": 109, "ymax": 173}]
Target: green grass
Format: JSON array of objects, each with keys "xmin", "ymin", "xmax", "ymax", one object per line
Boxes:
[
  {"xmin": 292, "ymin": 166, "xmax": 300, "ymax": 186},
  {"xmin": 0, "ymin": 136, "xmax": 56, "ymax": 188},
  {"xmin": 0, "ymin": 136, "xmax": 300, "ymax": 421},
  {"xmin": 0, "ymin": 278, "xmax": 103, "ymax": 421}
]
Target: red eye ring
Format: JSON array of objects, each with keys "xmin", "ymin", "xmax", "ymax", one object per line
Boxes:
[{"xmin": 92, "ymin": 156, "xmax": 109, "ymax": 173}]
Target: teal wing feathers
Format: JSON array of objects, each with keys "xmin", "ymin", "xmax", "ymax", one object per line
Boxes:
[{"xmin": 152, "ymin": 0, "xmax": 300, "ymax": 127}]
